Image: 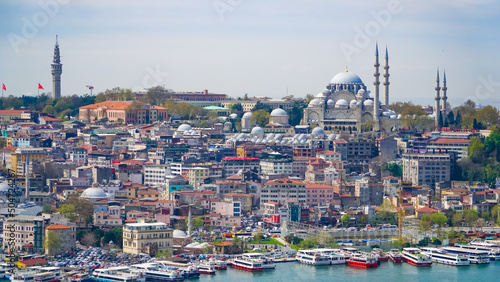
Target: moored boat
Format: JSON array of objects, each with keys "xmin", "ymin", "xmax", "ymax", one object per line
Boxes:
[
  {"xmin": 92, "ymin": 266, "xmax": 146, "ymax": 282},
  {"xmin": 346, "ymin": 253, "xmax": 378, "ymax": 268},
  {"xmin": 67, "ymin": 273, "xmax": 92, "ymax": 282},
  {"xmin": 296, "ymin": 250, "xmax": 331, "ymax": 266},
  {"xmin": 372, "ymin": 248, "xmax": 389, "ymax": 261},
  {"xmin": 10, "ymin": 267, "xmax": 42, "ymax": 282},
  {"xmin": 420, "ymin": 247, "xmax": 470, "ymax": 266},
  {"xmin": 196, "ymin": 262, "xmax": 216, "ymax": 275},
  {"xmin": 231, "ymin": 258, "xmax": 264, "ymax": 272},
  {"xmin": 388, "ymin": 249, "xmax": 404, "ymax": 263},
  {"xmin": 131, "ymin": 263, "xmax": 184, "ymax": 281},
  {"xmin": 402, "ymin": 248, "xmax": 432, "ymax": 267},
  {"xmin": 242, "ymin": 253, "xmax": 276, "ymax": 269}
]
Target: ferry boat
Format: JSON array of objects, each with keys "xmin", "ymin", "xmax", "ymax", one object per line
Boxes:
[
  {"xmin": 195, "ymin": 262, "xmax": 216, "ymax": 275},
  {"xmin": 157, "ymin": 262, "xmax": 200, "ymax": 279},
  {"xmin": 10, "ymin": 267, "xmax": 43, "ymax": 282},
  {"xmin": 372, "ymin": 248, "xmax": 389, "ymax": 262},
  {"xmin": 296, "ymin": 250, "xmax": 331, "ymax": 266},
  {"xmin": 388, "ymin": 249, "xmax": 404, "ymax": 263},
  {"xmin": 346, "ymin": 253, "xmax": 378, "ymax": 268},
  {"xmin": 209, "ymin": 258, "xmax": 227, "ymax": 270},
  {"xmin": 402, "ymin": 248, "xmax": 432, "ymax": 267},
  {"xmin": 441, "ymin": 247, "xmax": 490, "ymax": 264},
  {"xmin": 231, "ymin": 258, "xmax": 264, "ymax": 272},
  {"xmin": 67, "ymin": 273, "xmax": 92, "ymax": 282},
  {"xmin": 131, "ymin": 263, "xmax": 184, "ymax": 281},
  {"xmin": 242, "ymin": 253, "xmax": 276, "ymax": 269},
  {"xmin": 313, "ymin": 249, "xmax": 346, "ymax": 265},
  {"xmin": 92, "ymin": 266, "xmax": 146, "ymax": 282},
  {"xmin": 420, "ymin": 247, "xmax": 470, "ymax": 266},
  {"xmin": 0, "ymin": 263, "xmax": 11, "ymax": 279},
  {"xmin": 462, "ymin": 241, "xmax": 500, "ymax": 260}
]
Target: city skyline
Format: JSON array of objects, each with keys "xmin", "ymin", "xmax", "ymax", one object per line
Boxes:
[{"xmin": 1, "ymin": 0, "xmax": 499, "ymax": 107}]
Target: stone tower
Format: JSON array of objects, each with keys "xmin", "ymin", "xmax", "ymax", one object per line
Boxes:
[
  {"xmin": 373, "ymin": 43, "xmax": 380, "ymax": 131},
  {"xmin": 51, "ymin": 35, "xmax": 62, "ymax": 99}
]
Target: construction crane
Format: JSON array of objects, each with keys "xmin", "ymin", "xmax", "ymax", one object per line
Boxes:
[{"xmin": 86, "ymin": 85, "xmax": 94, "ymax": 95}]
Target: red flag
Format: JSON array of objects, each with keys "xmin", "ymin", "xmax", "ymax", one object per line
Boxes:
[
  {"xmin": 2, "ymin": 84, "xmax": 5, "ymax": 91},
  {"xmin": 38, "ymin": 83, "xmax": 44, "ymax": 90}
]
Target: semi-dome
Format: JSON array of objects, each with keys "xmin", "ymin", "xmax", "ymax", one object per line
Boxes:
[
  {"xmin": 350, "ymin": 100, "xmax": 357, "ymax": 105},
  {"xmin": 311, "ymin": 127, "xmax": 325, "ymax": 136},
  {"xmin": 327, "ymin": 99, "xmax": 335, "ymax": 107},
  {"xmin": 242, "ymin": 112, "xmax": 252, "ymax": 118},
  {"xmin": 270, "ymin": 108, "xmax": 287, "ymax": 117},
  {"xmin": 229, "ymin": 113, "xmax": 238, "ymax": 119},
  {"xmin": 308, "ymin": 98, "xmax": 322, "ymax": 107},
  {"xmin": 330, "ymin": 70, "xmax": 363, "ymax": 84},
  {"xmin": 335, "ymin": 99, "xmax": 349, "ymax": 108},
  {"xmin": 177, "ymin": 124, "xmax": 192, "ymax": 132},
  {"xmin": 363, "ymin": 100, "xmax": 374, "ymax": 106},
  {"xmin": 251, "ymin": 126, "xmax": 264, "ymax": 135},
  {"xmin": 81, "ymin": 187, "xmax": 108, "ymax": 200}
]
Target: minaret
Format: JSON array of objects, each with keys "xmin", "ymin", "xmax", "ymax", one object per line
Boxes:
[
  {"xmin": 373, "ymin": 43, "xmax": 380, "ymax": 131},
  {"xmin": 383, "ymin": 46, "xmax": 390, "ymax": 108},
  {"xmin": 442, "ymin": 70, "xmax": 448, "ymax": 121},
  {"xmin": 51, "ymin": 35, "xmax": 62, "ymax": 99},
  {"xmin": 25, "ymin": 155, "xmax": 30, "ymax": 200},
  {"xmin": 435, "ymin": 68, "xmax": 441, "ymax": 130}
]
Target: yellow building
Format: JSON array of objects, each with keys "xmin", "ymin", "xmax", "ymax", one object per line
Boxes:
[
  {"xmin": 11, "ymin": 148, "xmax": 47, "ymax": 175},
  {"xmin": 122, "ymin": 222, "xmax": 173, "ymax": 255}
]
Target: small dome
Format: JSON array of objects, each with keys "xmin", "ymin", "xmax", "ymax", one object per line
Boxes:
[
  {"xmin": 335, "ymin": 99, "xmax": 349, "ymax": 108},
  {"xmin": 382, "ymin": 111, "xmax": 392, "ymax": 117},
  {"xmin": 81, "ymin": 187, "xmax": 108, "ymax": 200},
  {"xmin": 251, "ymin": 126, "xmax": 264, "ymax": 135},
  {"xmin": 229, "ymin": 113, "xmax": 238, "ymax": 119},
  {"xmin": 322, "ymin": 88, "xmax": 331, "ymax": 95},
  {"xmin": 350, "ymin": 100, "xmax": 357, "ymax": 105},
  {"xmin": 327, "ymin": 99, "xmax": 335, "ymax": 107},
  {"xmin": 308, "ymin": 98, "xmax": 322, "ymax": 107},
  {"xmin": 270, "ymin": 108, "xmax": 288, "ymax": 117},
  {"xmin": 311, "ymin": 127, "xmax": 325, "ymax": 136},
  {"xmin": 357, "ymin": 89, "xmax": 366, "ymax": 96},
  {"xmin": 242, "ymin": 112, "xmax": 252, "ymax": 118},
  {"xmin": 177, "ymin": 124, "xmax": 192, "ymax": 132},
  {"xmin": 331, "ymin": 71, "xmax": 364, "ymax": 84},
  {"xmin": 316, "ymin": 92, "xmax": 326, "ymax": 98},
  {"xmin": 390, "ymin": 115, "xmax": 397, "ymax": 119},
  {"xmin": 0, "ymin": 182, "xmax": 11, "ymax": 192},
  {"xmin": 363, "ymin": 100, "xmax": 374, "ymax": 106},
  {"xmin": 356, "ymin": 101, "xmax": 362, "ymax": 106},
  {"xmin": 173, "ymin": 230, "xmax": 188, "ymax": 238}
]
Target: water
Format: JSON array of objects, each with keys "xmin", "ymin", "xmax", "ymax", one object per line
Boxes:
[{"xmin": 197, "ymin": 261, "xmax": 497, "ymax": 282}]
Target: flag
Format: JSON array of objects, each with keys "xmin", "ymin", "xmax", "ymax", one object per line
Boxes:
[
  {"xmin": 2, "ymin": 84, "xmax": 5, "ymax": 91},
  {"xmin": 38, "ymin": 83, "xmax": 44, "ymax": 90}
]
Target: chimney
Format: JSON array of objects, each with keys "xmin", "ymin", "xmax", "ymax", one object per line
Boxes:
[
  {"xmin": 203, "ymin": 89, "xmax": 208, "ymax": 95},
  {"xmin": 427, "ymin": 189, "xmax": 432, "ymax": 208}
]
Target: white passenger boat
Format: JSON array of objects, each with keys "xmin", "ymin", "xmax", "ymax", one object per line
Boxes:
[
  {"xmin": 231, "ymin": 258, "xmax": 264, "ymax": 272},
  {"xmin": 420, "ymin": 247, "xmax": 470, "ymax": 266},
  {"xmin": 242, "ymin": 253, "xmax": 276, "ymax": 269},
  {"xmin": 402, "ymin": 248, "xmax": 432, "ymax": 267},
  {"xmin": 0, "ymin": 263, "xmax": 11, "ymax": 279},
  {"xmin": 313, "ymin": 249, "xmax": 346, "ymax": 265},
  {"xmin": 10, "ymin": 267, "xmax": 43, "ymax": 282},
  {"xmin": 92, "ymin": 266, "xmax": 146, "ymax": 282},
  {"xmin": 195, "ymin": 262, "xmax": 216, "ymax": 275},
  {"xmin": 441, "ymin": 247, "xmax": 490, "ymax": 264},
  {"xmin": 461, "ymin": 242, "xmax": 500, "ymax": 260},
  {"xmin": 132, "ymin": 263, "xmax": 184, "ymax": 281},
  {"xmin": 296, "ymin": 250, "xmax": 331, "ymax": 266}
]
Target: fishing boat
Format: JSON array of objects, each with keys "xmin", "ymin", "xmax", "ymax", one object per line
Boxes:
[
  {"xmin": 346, "ymin": 253, "xmax": 378, "ymax": 268},
  {"xmin": 388, "ymin": 249, "xmax": 404, "ymax": 263},
  {"xmin": 402, "ymin": 248, "xmax": 432, "ymax": 267}
]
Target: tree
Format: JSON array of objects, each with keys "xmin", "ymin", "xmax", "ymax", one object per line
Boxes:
[
  {"xmin": 66, "ymin": 194, "xmax": 94, "ymax": 227},
  {"xmin": 44, "ymin": 230, "xmax": 62, "ymax": 255},
  {"xmin": 42, "ymin": 105, "xmax": 57, "ymax": 115},
  {"xmin": 447, "ymin": 111, "xmax": 455, "ymax": 127},
  {"xmin": 454, "ymin": 110, "xmax": 462, "ymax": 128},
  {"xmin": 476, "ymin": 105, "xmax": 499, "ymax": 127},
  {"xmin": 198, "ymin": 120, "xmax": 209, "ymax": 128},
  {"xmin": 492, "ymin": 204, "xmax": 500, "ymax": 223},
  {"xmin": 481, "ymin": 211, "xmax": 490, "ymax": 222},
  {"xmin": 155, "ymin": 250, "xmax": 172, "ymax": 259},
  {"xmin": 419, "ymin": 215, "xmax": 432, "ymax": 235},
  {"xmin": 464, "ymin": 209, "xmax": 479, "ymax": 228},
  {"xmin": 431, "ymin": 213, "xmax": 448, "ymax": 227},
  {"xmin": 207, "ymin": 111, "xmax": 219, "ymax": 125},
  {"xmin": 82, "ymin": 232, "xmax": 97, "ymax": 247},
  {"xmin": 251, "ymin": 101, "xmax": 272, "ymax": 113},
  {"xmin": 468, "ymin": 137, "xmax": 485, "ymax": 164},
  {"xmin": 192, "ymin": 216, "xmax": 204, "ymax": 229},
  {"xmin": 341, "ymin": 214, "xmax": 350, "ymax": 226},
  {"xmin": 254, "ymin": 231, "xmax": 264, "ymax": 244},
  {"xmin": 230, "ymin": 103, "xmax": 243, "ymax": 113},
  {"xmin": 452, "ymin": 212, "xmax": 463, "ymax": 227},
  {"xmin": 144, "ymin": 86, "xmax": 168, "ymax": 106},
  {"xmin": 58, "ymin": 203, "xmax": 77, "ymax": 222},
  {"xmin": 385, "ymin": 163, "xmax": 402, "ymax": 177},
  {"xmin": 251, "ymin": 109, "xmax": 270, "ymax": 127}
]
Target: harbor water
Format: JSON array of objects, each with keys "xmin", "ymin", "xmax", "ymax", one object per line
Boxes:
[{"xmin": 197, "ymin": 260, "xmax": 496, "ymax": 282}]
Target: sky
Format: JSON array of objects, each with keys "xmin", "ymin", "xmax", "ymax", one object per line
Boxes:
[{"xmin": 1, "ymin": 0, "xmax": 499, "ymax": 108}]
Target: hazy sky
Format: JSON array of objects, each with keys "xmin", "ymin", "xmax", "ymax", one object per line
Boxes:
[{"xmin": 1, "ymin": 0, "xmax": 499, "ymax": 107}]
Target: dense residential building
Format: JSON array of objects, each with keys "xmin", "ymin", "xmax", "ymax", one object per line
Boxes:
[
  {"xmin": 79, "ymin": 101, "xmax": 168, "ymax": 124},
  {"xmin": 306, "ymin": 183, "xmax": 339, "ymax": 207},
  {"xmin": 122, "ymin": 222, "xmax": 173, "ymax": 255},
  {"xmin": 260, "ymin": 178, "xmax": 307, "ymax": 206},
  {"xmin": 11, "ymin": 147, "xmax": 47, "ymax": 176},
  {"xmin": 402, "ymin": 153, "xmax": 452, "ymax": 189}
]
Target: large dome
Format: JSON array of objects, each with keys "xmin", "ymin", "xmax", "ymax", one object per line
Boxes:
[
  {"xmin": 330, "ymin": 71, "xmax": 363, "ymax": 84},
  {"xmin": 177, "ymin": 124, "xmax": 192, "ymax": 132},
  {"xmin": 308, "ymin": 98, "xmax": 322, "ymax": 107},
  {"xmin": 270, "ymin": 108, "xmax": 287, "ymax": 117},
  {"xmin": 81, "ymin": 187, "xmax": 108, "ymax": 200},
  {"xmin": 335, "ymin": 99, "xmax": 349, "ymax": 108},
  {"xmin": 311, "ymin": 127, "xmax": 325, "ymax": 136},
  {"xmin": 242, "ymin": 112, "xmax": 252, "ymax": 118},
  {"xmin": 251, "ymin": 126, "xmax": 264, "ymax": 135}
]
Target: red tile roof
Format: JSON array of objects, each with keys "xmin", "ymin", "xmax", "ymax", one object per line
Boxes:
[
  {"xmin": 19, "ymin": 258, "xmax": 48, "ymax": 266},
  {"xmin": 45, "ymin": 224, "xmax": 70, "ymax": 230}
]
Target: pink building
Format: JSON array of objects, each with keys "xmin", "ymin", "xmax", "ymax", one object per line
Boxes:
[{"xmin": 306, "ymin": 183, "xmax": 340, "ymax": 207}]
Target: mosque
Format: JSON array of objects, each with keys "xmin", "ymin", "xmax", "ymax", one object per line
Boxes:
[{"xmin": 302, "ymin": 44, "xmax": 399, "ymax": 134}]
